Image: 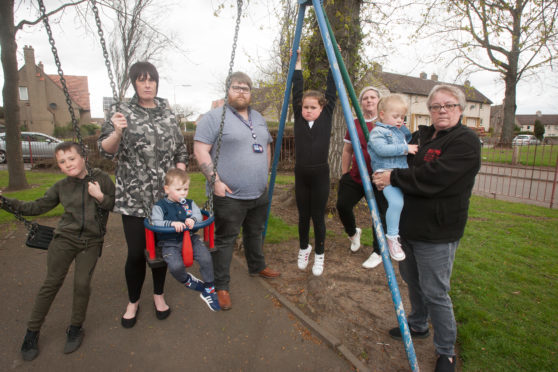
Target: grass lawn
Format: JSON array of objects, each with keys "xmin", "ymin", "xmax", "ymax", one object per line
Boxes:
[
  {"xmin": 0, "ymin": 170, "xmax": 67, "ymax": 223},
  {"xmin": 454, "ymin": 196, "xmax": 557, "ymax": 371},
  {"xmin": 1, "ymin": 170, "xmax": 556, "ymax": 370},
  {"xmin": 481, "ymin": 145, "xmax": 557, "ymax": 167}
]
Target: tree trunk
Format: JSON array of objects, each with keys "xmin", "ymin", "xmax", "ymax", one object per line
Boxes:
[
  {"xmin": 0, "ymin": 0, "xmax": 29, "ymax": 190},
  {"xmin": 328, "ymin": 106, "xmax": 345, "ymax": 179},
  {"xmin": 307, "ymin": 0, "xmax": 363, "ymax": 180},
  {"xmin": 500, "ymin": 73, "xmax": 517, "ymax": 147}
]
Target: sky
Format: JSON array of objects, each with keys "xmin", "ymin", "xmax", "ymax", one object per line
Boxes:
[{"xmin": 2, "ymin": 0, "xmax": 557, "ymax": 119}]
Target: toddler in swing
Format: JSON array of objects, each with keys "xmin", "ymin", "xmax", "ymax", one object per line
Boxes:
[
  {"xmin": 292, "ymin": 48, "xmax": 337, "ymax": 276},
  {"xmin": 0, "ymin": 142, "xmax": 115, "ymax": 361},
  {"xmin": 150, "ymin": 168, "xmax": 220, "ymax": 311},
  {"xmin": 367, "ymin": 94, "xmax": 418, "ymax": 261}
]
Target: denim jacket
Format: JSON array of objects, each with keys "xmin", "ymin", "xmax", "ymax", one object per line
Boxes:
[{"xmin": 367, "ymin": 122, "xmax": 412, "ymax": 171}]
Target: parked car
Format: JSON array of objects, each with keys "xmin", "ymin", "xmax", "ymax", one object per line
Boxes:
[
  {"xmin": 0, "ymin": 132, "xmax": 63, "ymax": 164},
  {"xmin": 512, "ymin": 134, "xmax": 542, "ymax": 146}
]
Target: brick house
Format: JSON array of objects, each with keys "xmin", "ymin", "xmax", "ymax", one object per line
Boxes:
[
  {"xmin": 17, "ymin": 45, "xmax": 91, "ymax": 135},
  {"xmin": 360, "ymin": 66, "xmax": 492, "ymax": 133}
]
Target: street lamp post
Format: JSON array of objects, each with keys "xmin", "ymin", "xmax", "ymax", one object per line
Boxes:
[{"xmin": 174, "ymin": 84, "xmax": 192, "ymax": 106}]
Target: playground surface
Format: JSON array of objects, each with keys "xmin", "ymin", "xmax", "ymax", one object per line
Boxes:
[
  {"xmin": 0, "ymin": 214, "xmax": 351, "ymax": 371},
  {"xmin": 259, "ymin": 184, "xmax": 443, "ymax": 371},
  {"xmin": 0, "ymin": 183, "xmax": 447, "ymax": 371}
]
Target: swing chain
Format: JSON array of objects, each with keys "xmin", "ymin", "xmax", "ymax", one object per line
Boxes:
[
  {"xmin": 38, "ymin": 0, "xmax": 88, "ymax": 164},
  {"xmin": 37, "ymin": 0, "xmax": 107, "ymax": 237},
  {"xmin": 207, "ymin": 0, "xmax": 243, "ymax": 214},
  {"xmin": 90, "ymin": 0, "xmax": 119, "ymax": 104},
  {"xmin": 0, "ymin": 196, "xmax": 35, "ymax": 231}
]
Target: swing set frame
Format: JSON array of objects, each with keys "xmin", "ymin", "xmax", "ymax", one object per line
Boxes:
[{"xmin": 263, "ymin": 1, "xmax": 420, "ymax": 370}]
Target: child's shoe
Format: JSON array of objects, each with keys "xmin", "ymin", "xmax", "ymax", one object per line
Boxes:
[
  {"xmin": 64, "ymin": 325, "xmax": 84, "ymax": 354},
  {"xmin": 362, "ymin": 252, "xmax": 382, "ymax": 269},
  {"xmin": 386, "ymin": 235, "xmax": 405, "ymax": 261},
  {"xmin": 349, "ymin": 227, "xmax": 362, "ymax": 252},
  {"xmin": 297, "ymin": 245, "xmax": 312, "ymax": 270},
  {"xmin": 312, "ymin": 253, "xmax": 325, "ymax": 276},
  {"xmin": 200, "ymin": 286, "xmax": 221, "ymax": 311},
  {"xmin": 21, "ymin": 329, "xmax": 39, "ymax": 361},
  {"xmin": 185, "ymin": 273, "xmax": 205, "ymax": 292}
]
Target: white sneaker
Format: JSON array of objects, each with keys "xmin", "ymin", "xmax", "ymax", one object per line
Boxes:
[
  {"xmin": 349, "ymin": 227, "xmax": 362, "ymax": 252},
  {"xmin": 386, "ymin": 235, "xmax": 406, "ymax": 261},
  {"xmin": 297, "ymin": 245, "xmax": 312, "ymax": 270},
  {"xmin": 312, "ymin": 253, "xmax": 324, "ymax": 276},
  {"xmin": 362, "ymin": 252, "xmax": 382, "ymax": 269}
]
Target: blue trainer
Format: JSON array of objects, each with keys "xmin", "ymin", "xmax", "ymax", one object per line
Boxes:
[
  {"xmin": 184, "ymin": 273, "xmax": 205, "ymax": 292},
  {"xmin": 200, "ymin": 286, "xmax": 221, "ymax": 311}
]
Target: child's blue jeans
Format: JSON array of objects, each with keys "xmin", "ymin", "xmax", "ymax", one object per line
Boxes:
[
  {"xmin": 160, "ymin": 234, "xmax": 214, "ymax": 284},
  {"xmin": 382, "ymin": 185, "xmax": 404, "ymax": 237}
]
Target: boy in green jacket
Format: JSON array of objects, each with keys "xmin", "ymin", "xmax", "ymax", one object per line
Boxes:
[{"xmin": 0, "ymin": 142, "xmax": 115, "ymax": 361}]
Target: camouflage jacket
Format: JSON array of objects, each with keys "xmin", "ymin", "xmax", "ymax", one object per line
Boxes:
[{"xmin": 98, "ymin": 95, "xmax": 189, "ymax": 217}]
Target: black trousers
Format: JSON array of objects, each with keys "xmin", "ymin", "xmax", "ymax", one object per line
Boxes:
[
  {"xmin": 212, "ymin": 192, "xmax": 268, "ymax": 291},
  {"xmin": 122, "ymin": 215, "xmax": 167, "ymax": 303},
  {"xmin": 295, "ymin": 164, "xmax": 330, "ymax": 255},
  {"xmin": 336, "ymin": 172, "xmax": 387, "ymax": 253}
]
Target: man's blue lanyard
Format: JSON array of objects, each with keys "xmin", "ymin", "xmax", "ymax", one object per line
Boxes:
[{"xmin": 227, "ymin": 104, "xmax": 257, "ymax": 142}]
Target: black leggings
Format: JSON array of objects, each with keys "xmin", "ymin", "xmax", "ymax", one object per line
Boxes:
[
  {"xmin": 295, "ymin": 164, "xmax": 330, "ymax": 254},
  {"xmin": 336, "ymin": 172, "xmax": 387, "ymax": 254},
  {"xmin": 122, "ymin": 215, "xmax": 166, "ymax": 303}
]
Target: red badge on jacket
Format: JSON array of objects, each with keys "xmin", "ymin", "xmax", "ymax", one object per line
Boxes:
[{"xmin": 424, "ymin": 149, "xmax": 441, "ymax": 162}]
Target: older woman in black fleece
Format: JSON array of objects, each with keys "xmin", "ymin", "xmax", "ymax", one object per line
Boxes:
[{"xmin": 373, "ymin": 84, "xmax": 481, "ymax": 372}]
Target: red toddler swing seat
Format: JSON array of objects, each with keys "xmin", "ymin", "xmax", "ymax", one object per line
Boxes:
[{"xmin": 143, "ymin": 210, "xmax": 214, "ymax": 268}]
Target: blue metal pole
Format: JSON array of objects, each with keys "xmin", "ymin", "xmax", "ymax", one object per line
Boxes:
[
  {"xmin": 263, "ymin": 3, "xmax": 307, "ymax": 240},
  {"xmin": 312, "ymin": 1, "xmax": 420, "ymax": 371}
]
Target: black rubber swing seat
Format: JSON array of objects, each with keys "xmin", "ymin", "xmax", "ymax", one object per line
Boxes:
[{"xmin": 25, "ymin": 223, "xmax": 55, "ymax": 250}]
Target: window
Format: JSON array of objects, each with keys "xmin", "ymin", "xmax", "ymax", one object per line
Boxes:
[{"xmin": 19, "ymin": 87, "xmax": 29, "ymax": 101}]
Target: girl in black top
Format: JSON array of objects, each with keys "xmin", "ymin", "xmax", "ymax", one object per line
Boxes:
[{"xmin": 292, "ymin": 49, "xmax": 337, "ymax": 276}]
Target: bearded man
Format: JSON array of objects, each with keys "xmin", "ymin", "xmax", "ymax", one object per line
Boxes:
[{"xmin": 194, "ymin": 72, "xmax": 280, "ymax": 311}]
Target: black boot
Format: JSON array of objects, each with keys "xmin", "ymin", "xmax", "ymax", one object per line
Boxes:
[
  {"xmin": 64, "ymin": 325, "xmax": 84, "ymax": 354},
  {"xmin": 435, "ymin": 354, "xmax": 456, "ymax": 372},
  {"xmin": 21, "ymin": 329, "xmax": 40, "ymax": 361}
]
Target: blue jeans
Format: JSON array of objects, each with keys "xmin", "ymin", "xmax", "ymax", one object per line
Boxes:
[
  {"xmin": 160, "ymin": 234, "xmax": 214, "ymax": 284},
  {"xmin": 399, "ymin": 238, "xmax": 459, "ymax": 356},
  {"xmin": 382, "ymin": 185, "xmax": 404, "ymax": 237},
  {"xmin": 212, "ymin": 192, "xmax": 268, "ymax": 291}
]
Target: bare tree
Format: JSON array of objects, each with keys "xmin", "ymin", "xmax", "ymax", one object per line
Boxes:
[
  {"xmin": 251, "ymin": 0, "xmax": 298, "ymax": 123},
  {"xmin": 409, "ymin": 0, "xmax": 558, "ymax": 145},
  {"xmin": 109, "ymin": 0, "xmax": 178, "ymax": 100},
  {"xmin": 0, "ymin": 0, "xmax": 87, "ymax": 190}
]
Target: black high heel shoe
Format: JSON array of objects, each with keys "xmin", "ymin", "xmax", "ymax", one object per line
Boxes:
[
  {"xmin": 121, "ymin": 304, "xmax": 140, "ymax": 328},
  {"xmin": 155, "ymin": 305, "xmax": 171, "ymax": 320}
]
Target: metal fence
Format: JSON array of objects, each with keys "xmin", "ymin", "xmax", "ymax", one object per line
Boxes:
[
  {"xmin": 56, "ymin": 134, "xmax": 558, "ymax": 210},
  {"xmin": 473, "ymin": 143, "xmax": 558, "ymax": 209},
  {"xmin": 83, "ymin": 130, "xmax": 297, "ymax": 173}
]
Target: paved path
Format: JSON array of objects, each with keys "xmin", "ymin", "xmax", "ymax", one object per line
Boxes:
[{"xmin": 0, "ymin": 215, "xmax": 352, "ymax": 371}]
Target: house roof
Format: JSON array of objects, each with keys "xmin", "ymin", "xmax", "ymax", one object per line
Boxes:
[
  {"xmin": 48, "ymin": 74, "xmax": 91, "ymax": 110},
  {"xmin": 516, "ymin": 114, "xmax": 558, "ymax": 126},
  {"xmin": 368, "ymin": 70, "xmax": 493, "ymax": 104}
]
